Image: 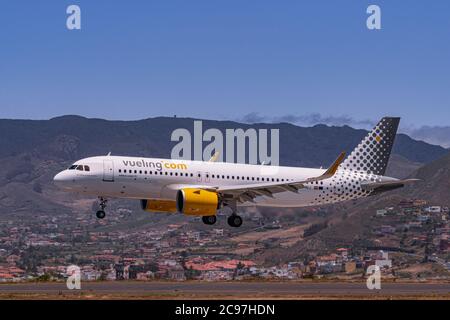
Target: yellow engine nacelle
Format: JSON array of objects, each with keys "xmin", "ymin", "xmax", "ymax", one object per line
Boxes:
[
  {"xmin": 176, "ymin": 188, "xmax": 219, "ymax": 216},
  {"xmin": 140, "ymin": 199, "xmax": 177, "ymax": 213}
]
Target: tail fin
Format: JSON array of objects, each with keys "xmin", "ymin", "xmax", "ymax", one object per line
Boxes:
[{"xmin": 340, "ymin": 117, "xmax": 400, "ymax": 176}]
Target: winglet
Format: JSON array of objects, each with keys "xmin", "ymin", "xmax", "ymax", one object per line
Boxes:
[
  {"xmin": 208, "ymin": 151, "xmax": 220, "ymax": 162},
  {"xmin": 322, "ymin": 152, "xmax": 346, "ymax": 178},
  {"xmin": 305, "ymin": 152, "xmax": 345, "ymax": 183}
]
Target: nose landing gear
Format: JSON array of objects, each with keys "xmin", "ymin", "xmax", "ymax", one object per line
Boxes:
[
  {"xmin": 96, "ymin": 210, "xmax": 106, "ymax": 219},
  {"xmin": 96, "ymin": 197, "xmax": 107, "ymax": 219}
]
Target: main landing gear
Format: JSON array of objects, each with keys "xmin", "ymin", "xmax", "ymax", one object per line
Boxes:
[
  {"xmin": 201, "ymin": 214, "xmax": 242, "ymax": 227},
  {"xmin": 224, "ymin": 201, "xmax": 243, "ymax": 228},
  {"xmin": 227, "ymin": 214, "xmax": 243, "ymax": 228},
  {"xmin": 96, "ymin": 197, "xmax": 107, "ymax": 219},
  {"xmin": 202, "ymin": 215, "xmax": 217, "ymax": 225}
]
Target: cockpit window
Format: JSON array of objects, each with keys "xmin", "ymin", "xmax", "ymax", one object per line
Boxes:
[{"xmin": 69, "ymin": 164, "xmax": 90, "ymax": 171}]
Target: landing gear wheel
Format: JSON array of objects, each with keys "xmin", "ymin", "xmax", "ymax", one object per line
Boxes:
[
  {"xmin": 96, "ymin": 210, "xmax": 106, "ymax": 219},
  {"xmin": 95, "ymin": 196, "xmax": 108, "ymax": 219},
  {"xmin": 227, "ymin": 215, "xmax": 243, "ymax": 228},
  {"xmin": 202, "ymin": 215, "xmax": 217, "ymax": 225}
]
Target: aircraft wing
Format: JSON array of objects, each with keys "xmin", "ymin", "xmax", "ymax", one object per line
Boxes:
[
  {"xmin": 360, "ymin": 178, "xmax": 420, "ymax": 193},
  {"xmin": 212, "ymin": 152, "xmax": 346, "ymax": 203}
]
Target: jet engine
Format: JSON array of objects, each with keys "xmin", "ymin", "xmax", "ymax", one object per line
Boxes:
[
  {"xmin": 140, "ymin": 199, "xmax": 177, "ymax": 213},
  {"xmin": 176, "ymin": 188, "xmax": 219, "ymax": 216}
]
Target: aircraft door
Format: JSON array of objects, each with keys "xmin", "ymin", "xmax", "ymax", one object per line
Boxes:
[{"xmin": 103, "ymin": 159, "xmax": 114, "ymax": 182}]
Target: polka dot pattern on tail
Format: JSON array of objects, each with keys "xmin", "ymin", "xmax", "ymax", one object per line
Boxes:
[{"xmin": 339, "ymin": 117, "xmax": 400, "ymax": 176}]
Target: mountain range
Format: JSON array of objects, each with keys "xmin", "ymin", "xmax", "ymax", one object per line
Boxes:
[
  {"xmin": 408, "ymin": 126, "xmax": 450, "ymax": 148},
  {"xmin": 0, "ymin": 115, "xmax": 448, "ymax": 216}
]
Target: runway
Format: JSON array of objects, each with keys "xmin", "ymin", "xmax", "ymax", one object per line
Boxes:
[{"xmin": 0, "ymin": 281, "xmax": 449, "ymax": 299}]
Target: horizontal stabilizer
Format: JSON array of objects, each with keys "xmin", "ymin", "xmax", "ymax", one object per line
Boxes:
[{"xmin": 361, "ymin": 179, "xmax": 420, "ymax": 193}]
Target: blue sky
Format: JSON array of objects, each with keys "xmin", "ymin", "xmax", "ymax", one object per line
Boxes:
[{"xmin": 0, "ymin": 1, "xmax": 449, "ymax": 127}]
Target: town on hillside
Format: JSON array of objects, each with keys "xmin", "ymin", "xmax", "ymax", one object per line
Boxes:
[{"xmin": 0, "ymin": 199, "xmax": 449, "ymax": 282}]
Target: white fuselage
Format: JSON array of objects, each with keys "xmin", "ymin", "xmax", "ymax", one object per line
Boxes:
[{"xmin": 54, "ymin": 155, "xmax": 393, "ymax": 208}]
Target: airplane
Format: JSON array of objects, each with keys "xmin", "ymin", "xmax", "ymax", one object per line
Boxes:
[{"xmin": 53, "ymin": 117, "xmax": 418, "ymax": 228}]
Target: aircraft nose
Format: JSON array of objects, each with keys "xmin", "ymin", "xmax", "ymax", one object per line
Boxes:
[{"xmin": 53, "ymin": 171, "xmax": 72, "ymax": 188}]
